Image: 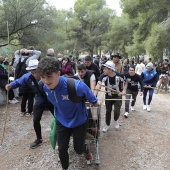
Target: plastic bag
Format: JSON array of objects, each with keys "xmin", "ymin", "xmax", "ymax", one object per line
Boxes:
[{"xmin": 49, "ymin": 117, "xmax": 57, "ymax": 150}]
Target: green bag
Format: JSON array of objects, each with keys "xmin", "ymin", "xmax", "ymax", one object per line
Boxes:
[{"xmin": 49, "ymin": 117, "xmax": 57, "ymax": 150}]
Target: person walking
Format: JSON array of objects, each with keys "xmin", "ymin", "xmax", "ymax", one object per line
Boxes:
[
  {"xmin": 94, "ymin": 61, "xmax": 124, "ymax": 132},
  {"xmin": 123, "ymin": 66, "xmax": 143, "ymax": 118},
  {"xmin": 0, "ymin": 56, "xmax": 18, "ymax": 104},
  {"xmin": 141, "ymin": 62, "xmax": 158, "ymax": 112},
  {"xmin": 36, "ymin": 57, "xmax": 99, "ymax": 170},
  {"xmin": 84, "ymin": 55, "xmax": 100, "ymax": 82},
  {"xmin": 75, "ymin": 64, "xmax": 97, "ymax": 93},
  {"xmin": 155, "ymin": 63, "xmax": 169, "ymax": 93},
  {"xmin": 135, "ymin": 59, "xmax": 145, "ymax": 76},
  {"xmin": 111, "ymin": 52, "xmax": 122, "ymax": 73},
  {"xmin": 5, "ymin": 59, "xmax": 54, "ymax": 148}
]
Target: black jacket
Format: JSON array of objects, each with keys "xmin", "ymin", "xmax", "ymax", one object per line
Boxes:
[
  {"xmin": 83, "ymin": 70, "xmax": 95, "ymax": 88},
  {"xmin": 86, "ymin": 63, "xmax": 100, "ymax": 81},
  {"xmin": 0, "ymin": 64, "xmax": 8, "ymax": 87}
]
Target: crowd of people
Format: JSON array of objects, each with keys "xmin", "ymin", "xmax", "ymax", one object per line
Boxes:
[{"xmin": 0, "ymin": 48, "xmax": 170, "ymax": 170}]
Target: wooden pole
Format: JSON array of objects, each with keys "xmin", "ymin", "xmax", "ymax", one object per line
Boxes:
[
  {"xmin": 98, "ymin": 98, "xmax": 134, "ymax": 101},
  {"xmin": 93, "ymin": 88, "xmax": 132, "ymax": 96},
  {"xmin": 1, "ymin": 21, "xmax": 10, "ymax": 145}
]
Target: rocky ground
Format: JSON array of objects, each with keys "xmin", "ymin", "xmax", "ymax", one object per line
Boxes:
[{"xmin": 0, "ymin": 90, "xmax": 170, "ymax": 170}]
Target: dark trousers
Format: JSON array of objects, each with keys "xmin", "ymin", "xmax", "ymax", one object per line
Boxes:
[
  {"xmin": 143, "ymin": 88, "xmax": 154, "ymax": 105},
  {"xmin": 8, "ymin": 89, "xmax": 15, "ymax": 100},
  {"xmin": 1, "ymin": 87, "xmax": 14, "ymax": 100},
  {"xmin": 105, "ymin": 96, "xmax": 122, "ymax": 126},
  {"xmin": 21, "ymin": 93, "xmax": 35, "ymax": 113},
  {"xmin": 125, "ymin": 89, "xmax": 138, "ymax": 112},
  {"xmin": 33, "ymin": 103, "xmax": 54, "ymax": 139},
  {"xmin": 57, "ymin": 120, "xmax": 87, "ymax": 169}
]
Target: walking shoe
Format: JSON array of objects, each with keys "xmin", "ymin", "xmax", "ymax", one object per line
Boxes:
[
  {"xmin": 25, "ymin": 112, "xmax": 32, "ymax": 117},
  {"xmin": 19, "ymin": 112, "xmax": 25, "ymax": 116},
  {"xmin": 30, "ymin": 139, "xmax": 43, "ymax": 149},
  {"xmin": 131, "ymin": 106, "xmax": 135, "ymax": 111},
  {"xmin": 13, "ymin": 98, "xmax": 19, "ymax": 103},
  {"xmin": 147, "ymin": 105, "xmax": 150, "ymax": 112},
  {"xmin": 143, "ymin": 105, "xmax": 147, "ymax": 110},
  {"xmin": 114, "ymin": 120, "xmax": 119, "ymax": 129},
  {"xmin": 102, "ymin": 125, "xmax": 110, "ymax": 133},
  {"xmin": 124, "ymin": 112, "xmax": 129, "ymax": 118},
  {"xmin": 9, "ymin": 99, "xmax": 18, "ymax": 104}
]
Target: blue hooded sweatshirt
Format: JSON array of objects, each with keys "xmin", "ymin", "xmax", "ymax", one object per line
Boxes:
[
  {"xmin": 43, "ymin": 76, "xmax": 98, "ymax": 128},
  {"xmin": 141, "ymin": 68, "xmax": 158, "ymax": 87},
  {"xmin": 10, "ymin": 72, "xmax": 49, "ymax": 106}
]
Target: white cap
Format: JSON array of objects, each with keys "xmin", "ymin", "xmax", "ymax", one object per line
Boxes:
[
  {"xmin": 102, "ymin": 61, "xmax": 116, "ymax": 71},
  {"xmin": 26, "ymin": 59, "xmax": 39, "ymax": 70},
  {"xmin": 146, "ymin": 62, "xmax": 153, "ymax": 68}
]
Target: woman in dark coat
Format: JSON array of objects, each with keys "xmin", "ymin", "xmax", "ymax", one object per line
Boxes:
[{"xmin": 0, "ymin": 56, "xmax": 18, "ymax": 104}]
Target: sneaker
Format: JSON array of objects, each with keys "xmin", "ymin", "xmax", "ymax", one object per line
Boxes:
[
  {"xmin": 19, "ymin": 112, "xmax": 25, "ymax": 116},
  {"xmin": 143, "ymin": 105, "xmax": 147, "ymax": 110},
  {"xmin": 147, "ymin": 105, "xmax": 150, "ymax": 112},
  {"xmin": 124, "ymin": 112, "xmax": 129, "ymax": 118},
  {"xmin": 131, "ymin": 106, "xmax": 135, "ymax": 111},
  {"xmin": 25, "ymin": 112, "xmax": 32, "ymax": 117},
  {"xmin": 30, "ymin": 139, "xmax": 43, "ymax": 149},
  {"xmin": 13, "ymin": 98, "xmax": 19, "ymax": 103},
  {"xmin": 9, "ymin": 99, "xmax": 18, "ymax": 104},
  {"xmin": 102, "ymin": 125, "xmax": 110, "ymax": 133},
  {"xmin": 114, "ymin": 120, "xmax": 119, "ymax": 129}
]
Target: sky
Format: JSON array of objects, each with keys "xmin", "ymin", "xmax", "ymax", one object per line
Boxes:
[{"xmin": 47, "ymin": 0, "xmax": 122, "ymax": 16}]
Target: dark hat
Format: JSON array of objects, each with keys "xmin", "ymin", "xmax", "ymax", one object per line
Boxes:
[{"xmin": 112, "ymin": 52, "xmax": 121, "ymax": 59}]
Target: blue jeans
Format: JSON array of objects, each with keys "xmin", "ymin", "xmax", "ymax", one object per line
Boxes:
[{"xmin": 143, "ymin": 88, "xmax": 154, "ymax": 105}]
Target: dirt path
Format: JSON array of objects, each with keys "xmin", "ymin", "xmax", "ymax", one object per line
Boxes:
[{"xmin": 0, "ymin": 92, "xmax": 170, "ymax": 170}]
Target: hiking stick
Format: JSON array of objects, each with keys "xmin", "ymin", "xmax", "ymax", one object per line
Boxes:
[
  {"xmin": 98, "ymin": 98, "xmax": 134, "ymax": 101},
  {"xmin": 144, "ymin": 86, "xmax": 154, "ymax": 89},
  {"xmin": 94, "ymin": 88, "xmax": 132, "ymax": 96},
  {"xmin": 98, "ymin": 83, "xmax": 117, "ymax": 92},
  {"xmin": 93, "ymin": 89, "xmax": 117, "ymax": 95},
  {"xmin": 1, "ymin": 21, "xmax": 10, "ymax": 145}
]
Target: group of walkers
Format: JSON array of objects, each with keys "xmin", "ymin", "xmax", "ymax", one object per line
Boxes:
[{"xmin": 0, "ymin": 48, "xmax": 170, "ymax": 170}]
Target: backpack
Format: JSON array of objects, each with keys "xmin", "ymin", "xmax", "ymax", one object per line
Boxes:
[
  {"xmin": 67, "ymin": 78, "xmax": 86, "ymax": 103},
  {"xmin": 38, "ymin": 76, "xmax": 86, "ymax": 103},
  {"xmin": 15, "ymin": 57, "xmax": 29, "ymax": 79}
]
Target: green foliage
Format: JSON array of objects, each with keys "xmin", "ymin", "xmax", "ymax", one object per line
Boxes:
[
  {"xmin": 121, "ymin": 0, "xmax": 170, "ymax": 58},
  {"xmin": 67, "ymin": 0, "xmax": 113, "ymax": 56},
  {"xmin": 0, "ymin": 0, "xmax": 169, "ymax": 59},
  {"xmin": 106, "ymin": 13, "xmax": 135, "ymax": 57}
]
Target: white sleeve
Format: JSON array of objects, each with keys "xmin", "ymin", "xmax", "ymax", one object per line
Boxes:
[
  {"xmin": 26, "ymin": 50, "xmax": 41, "ymax": 65},
  {"xmin": 90, "ymin": 74, "xmax": 96, "ymax": 82}
]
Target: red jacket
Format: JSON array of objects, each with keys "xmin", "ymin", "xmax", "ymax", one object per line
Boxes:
[{"xmin": 62, "ymin": 62, "xmax": 73, "ymax": 76}]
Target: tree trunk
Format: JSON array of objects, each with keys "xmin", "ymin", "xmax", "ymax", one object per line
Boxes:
[{"xmin": 99, "ymin": 49, "xmax": 101, "ymax": 57}]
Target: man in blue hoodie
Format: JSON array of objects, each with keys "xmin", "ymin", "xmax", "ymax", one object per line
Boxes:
[
  {"xmin": 5, "ymin": 59, "xmax": 54, "ymax": 149},
  {"xmin": 37, "ymin": 57, "xmax": 99, "ymax": 170},
  {"xmin": 141, "ymin": 62, "xmax": 158, "ymax": 112}
]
